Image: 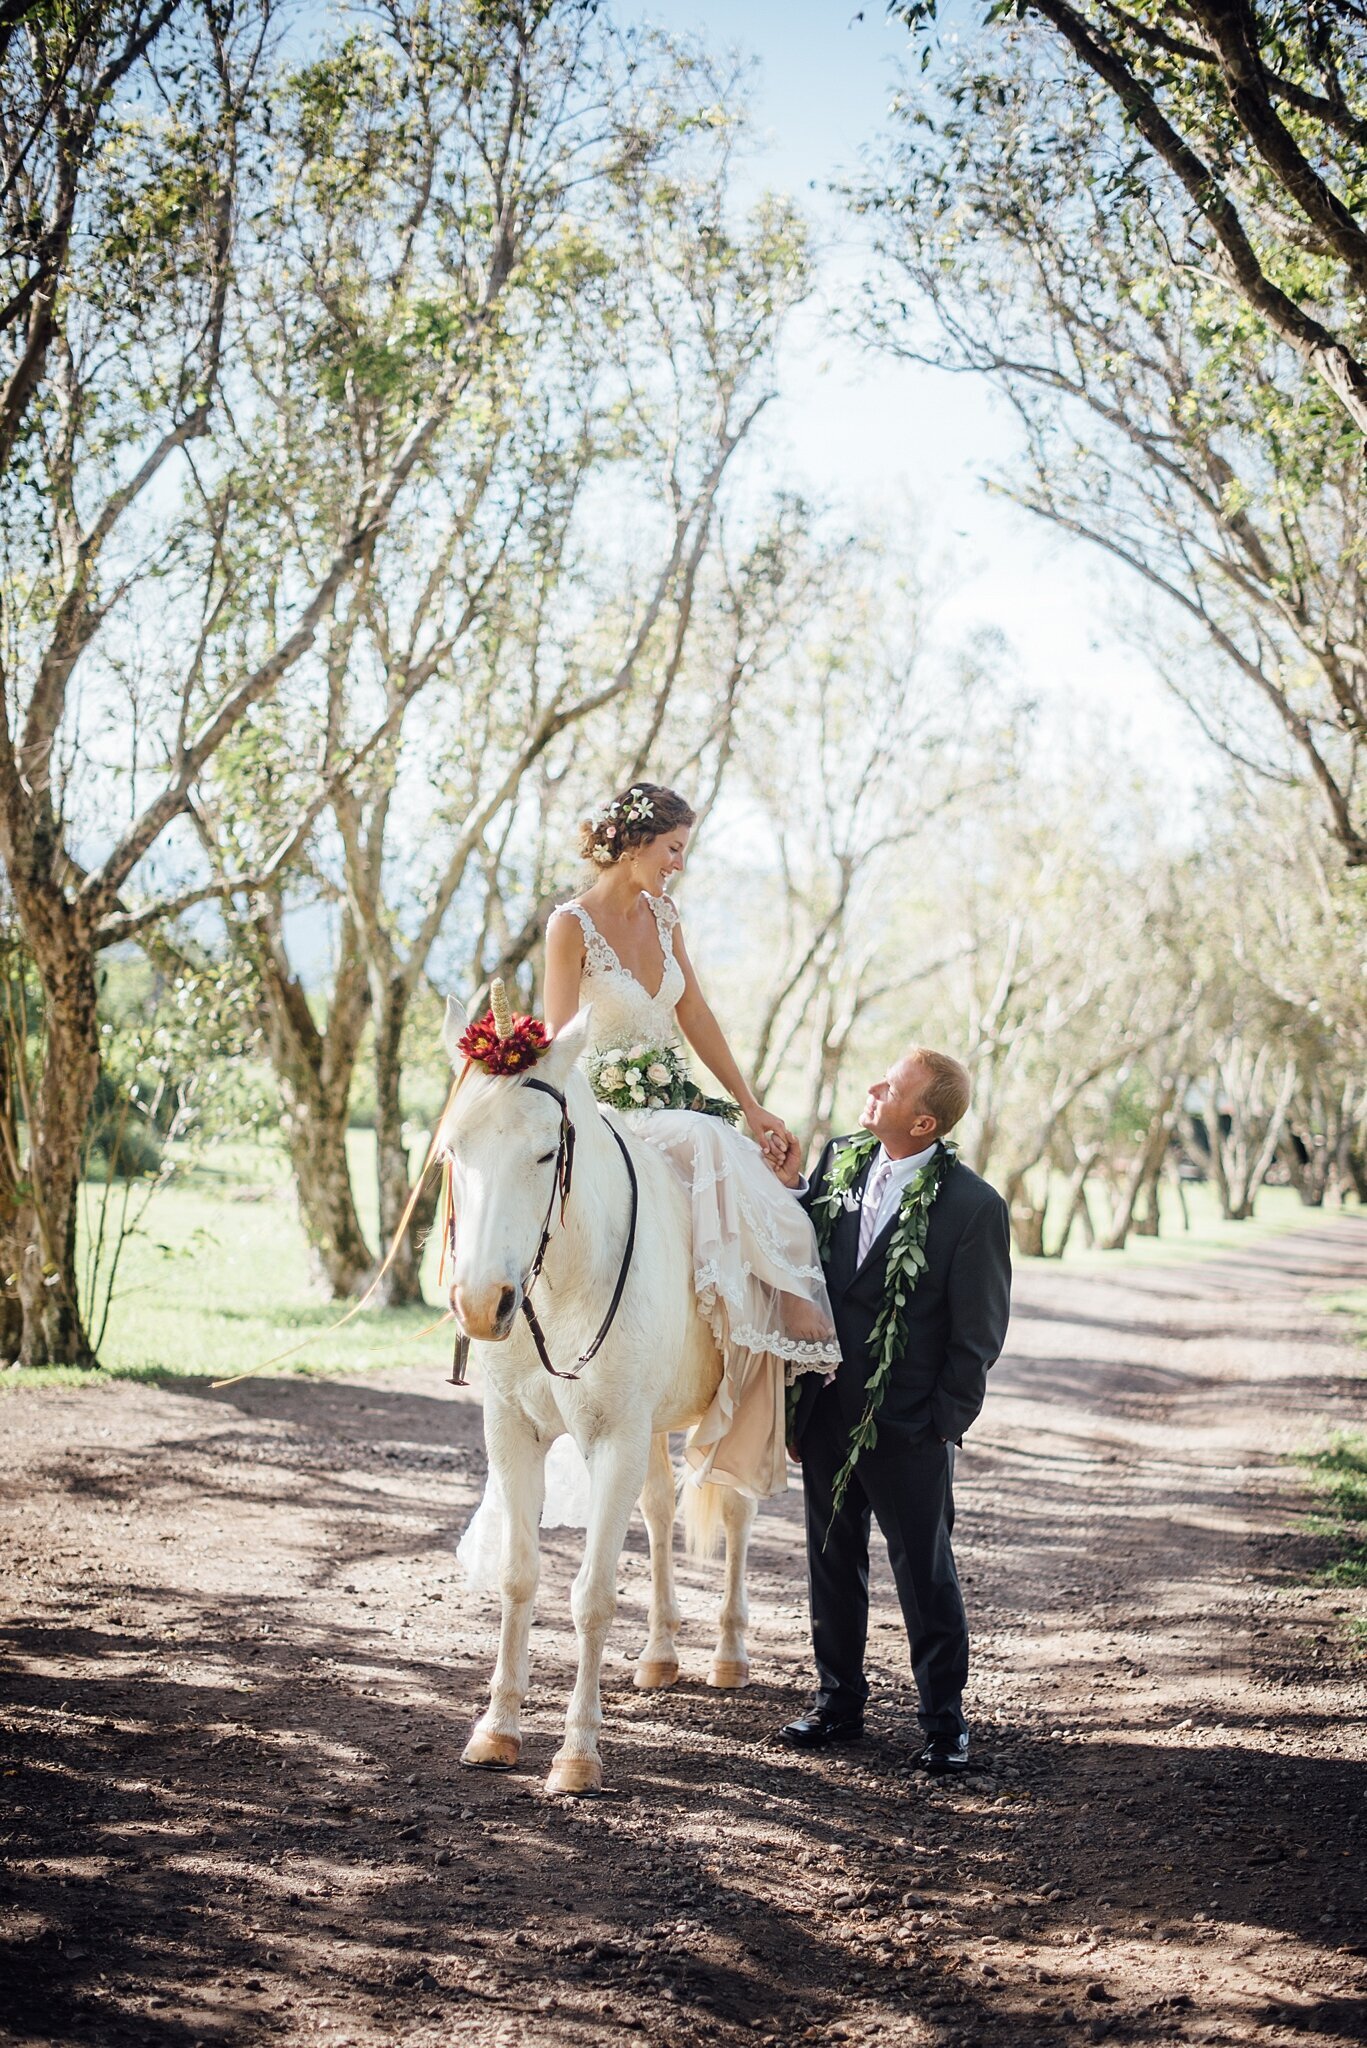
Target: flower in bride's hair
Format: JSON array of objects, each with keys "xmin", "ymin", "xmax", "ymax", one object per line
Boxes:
[{"xmin": 646, "ymin": 1063, "xmax": 671, "ymax": 1085}]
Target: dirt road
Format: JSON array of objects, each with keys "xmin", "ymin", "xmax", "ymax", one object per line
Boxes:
[{"xmin": 3, "ymin": 1219, "xmax": 1365, "ymax": 2047}]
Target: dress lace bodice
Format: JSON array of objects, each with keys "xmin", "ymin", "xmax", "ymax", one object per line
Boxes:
[
  {"xmin": 547, "ymin": 886, "xmax": 838, "ymax": 1497},
  {"xmin": 555, "ymin": 895, "xmax": 686, "ymax": 1052}
]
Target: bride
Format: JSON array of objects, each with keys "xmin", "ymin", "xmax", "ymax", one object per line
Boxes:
[{"xmin": 543, "ymin": 781, "xmax": 839, "ymax": 1499}]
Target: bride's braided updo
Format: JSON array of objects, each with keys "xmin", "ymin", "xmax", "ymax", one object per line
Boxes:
[{"xmin": 579, "ymin": 783, "xmax": 696, "ymax": 867}]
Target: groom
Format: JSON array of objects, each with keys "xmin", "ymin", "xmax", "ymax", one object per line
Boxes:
[{"xmin": 776, "ymin": 1047, "xmax": 1010, "ymax": 1771}]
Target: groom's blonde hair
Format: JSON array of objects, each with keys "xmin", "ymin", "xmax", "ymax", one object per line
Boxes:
[{"xmin": 906, "ymin": 1047, "xmax": 971, "ymax": 1135}]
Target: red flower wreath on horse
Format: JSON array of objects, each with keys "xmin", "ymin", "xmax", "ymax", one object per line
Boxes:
[{"xmin": 457, "ymin": 983, "xmax": 549, "ymax": 1075}]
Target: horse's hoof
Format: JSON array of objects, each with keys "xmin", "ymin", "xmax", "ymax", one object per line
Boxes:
[
  {"xmin": 546, "ymin": 1753, "xmax": 603, "ymax": 1797},
  {"xmin": 461, "ymin": 1729, "xmax": 520, "ymax": 1770},
  {"xmin": 707, "ymin": 1658, "xmax": 751, "ymax": 1690},
  {"xmin": 634, "ymin": 1659, "xmax": 680, "ymax": 1690}
]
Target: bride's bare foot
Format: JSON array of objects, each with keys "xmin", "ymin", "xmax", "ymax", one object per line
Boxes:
[{"xmin": 785, "ymin": 1300, "xmax": 835, "ymax": 1346}]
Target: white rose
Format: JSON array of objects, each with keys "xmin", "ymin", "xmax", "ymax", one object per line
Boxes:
[
  {"xmin": 605, "ymin": 1047, "xmax": 627, "ymax": 1063},
  {"xmin": 630, "ymin": 1085, "xmax": 646, "ymax": 1104},
  {"xmin": 624, "ymin": 1067, "xmax": 642, "ymax": 1085},
  {"xmin": 645, "ymin": 1063, "xmax": 671, "ymax": 1085},
  {"xmin": 649, "ymin": 1092, "xmax": 668, "ymax": 1107}
]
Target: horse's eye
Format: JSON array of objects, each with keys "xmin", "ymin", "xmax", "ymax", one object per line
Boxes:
[{"xmin": 537, "ymin": 1151, "xmax": 556, "ymax": 1165}]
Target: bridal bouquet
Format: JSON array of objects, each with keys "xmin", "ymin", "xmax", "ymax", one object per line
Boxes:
[{"xmin": 587, "ymin": 1043, "xmax": 739, "ymax": 1123}]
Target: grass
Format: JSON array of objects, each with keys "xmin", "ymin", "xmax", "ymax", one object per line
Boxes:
[
  {"xmin": 1323, "ymin": 1286, "xmax": 1367, "ymax": 1348},
  {"xmin": 4, "ymin": 1132, "xmax": 453, "ymax": 1393},
  {"xmin": 1296, "ymin": 1432, "xmax": 1367, "ymax": 1592}
]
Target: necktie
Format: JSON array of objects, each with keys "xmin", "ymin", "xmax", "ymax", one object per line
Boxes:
[{"xmin": 858, "ymin": 1157, "xmax": 893, "ymax": 1265}]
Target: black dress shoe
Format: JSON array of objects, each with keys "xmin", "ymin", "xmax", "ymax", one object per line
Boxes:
[
  {"xmin": 916, "ymin": 1730, "xmax": 970, "ymax": 1773},
  {"xmin": 778, "ymin": 1708, "xmax": 864, "ymax": 1748}
]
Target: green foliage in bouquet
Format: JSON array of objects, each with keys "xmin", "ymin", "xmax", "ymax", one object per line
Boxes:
[{"xmin": 586, "ymin": 1042, "xmax": 739, "ymax": 1123}]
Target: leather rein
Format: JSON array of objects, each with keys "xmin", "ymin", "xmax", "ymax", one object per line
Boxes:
[{"xmin": 448, "ymin": 1074, "xmax": 639, "ymax": 1388}]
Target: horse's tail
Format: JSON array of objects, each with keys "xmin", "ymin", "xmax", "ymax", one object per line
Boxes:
[
  {"xmin": 681, "ymin": 1476, "xmax": 730, "ymax": 1561},
  {"xmin": 456, "ymin": 1474, "xmax": 505, "ymax": 1592}
]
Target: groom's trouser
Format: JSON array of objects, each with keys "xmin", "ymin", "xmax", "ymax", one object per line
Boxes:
[{"xmin": 801, "ymin": 1381, "xmax": 968, "ymax": 1739}]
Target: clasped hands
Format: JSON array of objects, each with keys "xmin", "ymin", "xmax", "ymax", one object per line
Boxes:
[{"xmin": 745, "ymin": 1103, "xmax": 804, "ymax": 1187}]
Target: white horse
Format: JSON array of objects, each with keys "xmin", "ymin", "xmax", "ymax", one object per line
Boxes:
[{"xmin": 438, "ymin": 998, "xmax": 758, "ymax": 1797}]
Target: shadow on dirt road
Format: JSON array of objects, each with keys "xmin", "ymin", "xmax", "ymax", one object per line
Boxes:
[{"xmin": 2, "ymin": 1219, "xmax": 1365, "ymax": 2046}]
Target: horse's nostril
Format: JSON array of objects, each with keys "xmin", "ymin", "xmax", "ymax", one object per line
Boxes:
[{"xmin": 497, "ymin": 1285, "xmax": 516, "ymax": 1324}]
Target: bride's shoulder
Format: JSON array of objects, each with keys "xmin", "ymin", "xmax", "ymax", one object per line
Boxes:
[
  {"xmin": 548, "ymin": 899, "xmax": 591, "ymax": 942},
  {"xmin": 646, "ymin": 891, "xmax": 680, "ymax": 931}
]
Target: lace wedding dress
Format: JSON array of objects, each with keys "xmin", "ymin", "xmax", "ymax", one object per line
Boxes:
[{"xmin": 553, "ymin": 894, "xmax": 839, "ymax": 1499}]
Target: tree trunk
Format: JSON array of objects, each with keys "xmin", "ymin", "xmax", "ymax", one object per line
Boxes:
[
  {"xmin": 1203, "ymin": 1073, "xmax": 1236, "ymax": 1219},
  {"xmin": 1005, "ymin": 1167, "xmax": 1048, "ymax": 1258},
  {"xmin": 1101, "ymin": 1072, "xmax": 1183, "ymax": 1250},
  {"xmin": 1328, "ymin": 1078, "xmax": 1364, "ymax": 1206},
  {"xmin": 0, "ymin": 1256, "xmax": 21, "ymax": 1361},
  {"xmin": 0, "ymin": 1032, "xmax": 25, "ymax": 1363},
  {"xmin": 1009, "ymin": 1199, "xmax": 1047, "ymax": 1259},
  {"xmin": 371, "ymin": 977, "xmax": 433, "ymax": 1308},
  {"xmin": 1284, "ymin": 1072, "xmax": 1361, "ymax": 1207},
  {"xmin": 1133, "ymin": 1166, "xmax": 1162, "ymax": 1236},
  {"xmin": 253, "ymin": 908, "xmax": 373, "ymax": 1298},
  {"xmin": 13, "ymin": 928, "xmax": 100, "ymax": 1366},
  {"xmin": 1213, "ymin": 1053, "xmax": 1296, "ymax": 1220},
  {"xmin": 1279, "ymin": 1130, "xmax": 1326, "ymax": 1207},
  {"xmin": 798, "ymin": 981, "xmax": 844, "ymax": 1157},
  {"xmin": 1052, "ymin": 1142, "xmax": 1102, "ymax": 1257},
  {"xmin": 0, "ymin": 1007, "xmax": 25, "ymax": 1359},
  {"xmin": 282, "ymin": 1106, "xmax": 372, "ymax": 1295}
]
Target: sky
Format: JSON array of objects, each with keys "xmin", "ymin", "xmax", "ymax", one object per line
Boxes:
[{"xmin": 622, "ymin": 0, "xmax": 1204, "ymax": 795}]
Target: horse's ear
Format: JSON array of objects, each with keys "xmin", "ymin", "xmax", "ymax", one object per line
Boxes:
[
  {"xmin": 443, "ymin": 994, "xmax": 468, "ymax": 1067},
  {"xmin": 539, "ymin": 1007, "xmax": 592, "ymax": 1087}
]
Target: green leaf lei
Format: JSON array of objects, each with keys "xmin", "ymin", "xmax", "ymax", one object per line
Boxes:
[{"xmin": 808, "ymin": 1130, "xmax": 958, "ymax": 1521}]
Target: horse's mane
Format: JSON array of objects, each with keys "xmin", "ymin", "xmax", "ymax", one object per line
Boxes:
[{"xmin": 440, "ymin": 1056, "xmax": 597, "ymax": 1146}]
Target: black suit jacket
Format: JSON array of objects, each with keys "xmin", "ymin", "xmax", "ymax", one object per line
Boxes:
[{"xmin": 792, "ymin": 1139, "xmax": 1011, "ymax": 1451}]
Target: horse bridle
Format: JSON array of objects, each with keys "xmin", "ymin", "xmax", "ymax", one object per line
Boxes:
[{"xmin": 448, "ymin": 1075, "xmax": 639, "ymax": 1387}]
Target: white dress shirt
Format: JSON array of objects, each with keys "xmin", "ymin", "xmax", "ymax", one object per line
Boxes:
[{"xmin": 857, "ymin": 1141, "xmax": 938, "ymax": 1264}]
